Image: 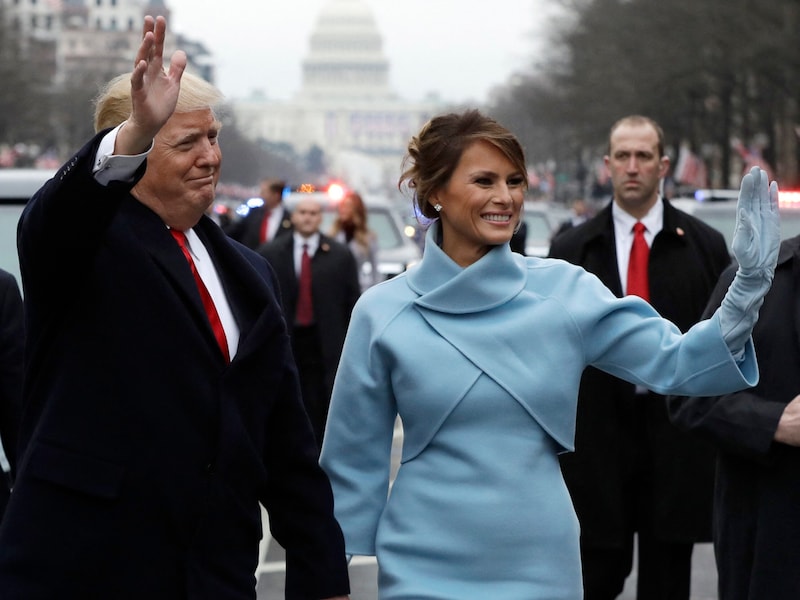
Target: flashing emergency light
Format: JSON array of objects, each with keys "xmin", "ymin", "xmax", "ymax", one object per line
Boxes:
[{"xmin": 327, "ymin": 182, "xmax": 346, "ymax": 201}]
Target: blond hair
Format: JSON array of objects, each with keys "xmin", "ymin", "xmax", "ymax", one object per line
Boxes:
[{"xmin": 93, "ymin": 70, "xmax": 224, "ymax": 132}]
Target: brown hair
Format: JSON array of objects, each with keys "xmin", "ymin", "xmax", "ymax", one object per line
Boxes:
[
  {"xmin": 93, "ymin": 70, "xmax": 224, "ymax": 133},
  {"xmin": 399, "ymin": 109, "xmax": 528, "ymax": 220},
  {"xmin": 329, "ymin": 191, "xmax": 373, "ymax": 249},
  {"xmin": 261, "ymin": 178, "xmax": 286, "ymax": 195}
]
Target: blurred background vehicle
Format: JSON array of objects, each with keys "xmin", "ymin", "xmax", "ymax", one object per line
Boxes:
[
  {"xmin": 521, "ymin": 201, "xmax": 570, "ymax": 257},
  {"xmin": 0, "ymin": 169, "xmax": 56, "ymax": 286},
  {"xmin": 671, "ymin": 189, "xmax": 800, "ymax": 252},
  {"xmin": 232, "ymin": 183, "xmax": 422, "ymax": 284}
]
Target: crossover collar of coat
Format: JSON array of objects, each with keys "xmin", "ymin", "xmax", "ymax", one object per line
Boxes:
[
  {"xmin": 403, "ymin": 223, "xmax": 578, "ymax": 450},
  {"xmin": 406, "ymin": 221, "xmax": 526, "ymax": 313}
]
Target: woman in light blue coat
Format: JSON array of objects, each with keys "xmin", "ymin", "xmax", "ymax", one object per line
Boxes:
[{"xmin": 319, "ymin": 110, "xmax": 780, "ymax": 599}]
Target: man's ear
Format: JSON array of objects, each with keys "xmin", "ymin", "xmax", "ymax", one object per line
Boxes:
[{"xmin": 659, "ymin": 156, "xmax": 670, "ymax": 178}]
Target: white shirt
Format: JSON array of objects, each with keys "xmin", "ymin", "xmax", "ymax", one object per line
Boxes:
[
  {"xmin": 612, "ymin": 198, "xmax": 663, "ymax": 295},
  {"xmin": 293, "ymin": 232, "xmax": 319, "ymax": 277},
  {"xmin": 263, "ymin": 204, "xmax": 287, "ymax": 243},
  {"xmin": 92, "ymin": 123, "xmax": 240, "ymax": 359}
]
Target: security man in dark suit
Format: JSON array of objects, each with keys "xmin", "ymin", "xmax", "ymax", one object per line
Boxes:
[
  {"xmin": 260, "ymin": 197, "xmax": 360, "ymax": 448},
  {"xmin": 225, "ymin": 177, "xmax": 293, "ymax": 249},
  {"xmin": 549, "ymin": 115, "xmax": 730, "ymax": 600},
  {"xmin": 0, "ymin": 16, "xmax": 349, "ymax": 600},
  {"xmin": 0, "ymin": 269, "xmax": 23, "ymax": 522}
]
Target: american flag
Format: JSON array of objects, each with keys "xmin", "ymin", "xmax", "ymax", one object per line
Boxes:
[{"xmin": 673, "ymin": 143, "xmax": 708, "ymax": 188}]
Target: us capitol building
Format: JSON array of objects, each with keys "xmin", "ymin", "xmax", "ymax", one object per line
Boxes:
[{"xmin": 231, "ymin": 0, "xmax": 447, "ymax": 194}]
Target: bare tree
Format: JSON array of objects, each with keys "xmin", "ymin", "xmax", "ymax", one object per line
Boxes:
[{"xmin": 492, "ymin": 0, "xmax": 800, "ymax": 188}]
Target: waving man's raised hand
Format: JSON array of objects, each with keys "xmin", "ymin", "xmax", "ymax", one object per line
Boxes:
[{"xmin": 116, "ymin": 16, "xmax": 187, "ymax": 155}]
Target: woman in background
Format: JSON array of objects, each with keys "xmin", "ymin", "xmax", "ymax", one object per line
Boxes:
[{"xmin": 330, "ymin": 192, "xmax": 380, "ymax": 291}]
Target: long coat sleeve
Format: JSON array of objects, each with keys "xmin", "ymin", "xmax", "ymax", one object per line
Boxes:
[
  {"xmin": 548, "ymin": 199, "xmax": 731, "ymax": 544},
  {"xmin": 0, "ymin": 269, "xmax": 23, "ymax": 510},
  {"xmin": 0, "ymin": 132, "xmax": 349, "ymax": 599}
]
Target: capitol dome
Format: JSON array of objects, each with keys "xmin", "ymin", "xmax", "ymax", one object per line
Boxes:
[{"xmin": 300, "ymin": 0, "xmax": 392, "ymax": 101}]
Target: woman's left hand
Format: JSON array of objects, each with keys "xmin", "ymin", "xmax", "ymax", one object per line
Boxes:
[{"xmin": 731, "ymin": 166, "xmax": 780, "ymax": 279}]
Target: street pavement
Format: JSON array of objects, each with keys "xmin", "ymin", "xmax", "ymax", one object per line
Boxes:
[{"xmin": 256, "ymin": 420, "xmax": 719, "ymax": 599}]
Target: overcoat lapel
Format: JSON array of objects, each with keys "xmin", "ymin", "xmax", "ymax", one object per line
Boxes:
[
  {"xmin": 195, "ymin": 216, "xmax": 284, "ymax": 364},
  {"xmin": 578, "ymin": 205, "xmax": 622, "ymax": 296},
  {"xmin": 121, "ymin": 198, "xmax": 212, "ymax": 334},
  {"xmin": 121, "ymin": 197, "xmax": 282, "ymax": 365}
]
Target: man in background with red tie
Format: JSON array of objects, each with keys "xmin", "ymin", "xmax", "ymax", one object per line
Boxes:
[
  {"xmin": 548, "ymin": 115, "xmax": 730, "ymax": 600},
  {"xmin": 224, "ymin": 177, "xmax": 293, "ymax": 250},
  {"xmin": 260, "ymin": 197, "xmax": 360, "ymax": 449},
  {"xmin": 0, "ymin": 16, "xmax": 350, "ymax": 600}
]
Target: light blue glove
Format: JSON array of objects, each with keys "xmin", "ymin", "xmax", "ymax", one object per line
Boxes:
[{"xmin": 718, "ymin": 166, "xmax": 780, "ymax": 353}]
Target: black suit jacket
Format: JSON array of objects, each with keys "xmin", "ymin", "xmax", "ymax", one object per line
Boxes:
[
  {"xmin": 259, "ymin": 233, "xmax": 360, "ymax": 397},
  {"xmin": 0, "ymin": 269, "xmax": 23, "ymax": 519},
  {"xmin": 548, "ymin": 198, "xmax": 731, "ymax": 545},
  {"xmin": 0, "ymin": 132, "xmax": 349, "ymax": 599},
  {"xmin": 668, "ymin": 236, "xmax": 800, "ymax": 599},
  {"xmin": 224, "ymin": 204, "xmax": 293, "ymax": 250}
]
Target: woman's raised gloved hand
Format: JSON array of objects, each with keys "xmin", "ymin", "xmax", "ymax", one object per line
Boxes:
[{"xmin": 718, "ymin": 166, "xmax": 780, "ymax": 353}]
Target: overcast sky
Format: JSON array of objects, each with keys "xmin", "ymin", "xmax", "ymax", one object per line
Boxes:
[{"xmin": 165, "ymin": 0, "xmax": 558, "ymax": 104}]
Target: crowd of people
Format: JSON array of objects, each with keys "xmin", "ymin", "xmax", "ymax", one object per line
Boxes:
[{"xmin": 0, "ymin": 15, "xmax": 796, "ymax": 600}]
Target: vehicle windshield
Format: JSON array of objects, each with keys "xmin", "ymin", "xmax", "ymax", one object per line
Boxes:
[
  {"xmin": 692, "ymin": 206, "xmax": 800, "ymax": 250},
  {"xmin": 309, "ymin": 202, "xmax": 408, "ymax": 251}
]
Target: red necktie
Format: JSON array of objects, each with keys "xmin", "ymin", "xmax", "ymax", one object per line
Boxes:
[
  {"xmin": 259, "ymin": 210, "xmax": 271, "ymax": 244},
  {"xmin": 626, "ymin": 221, "xmax": 650, "ymax": 302},
  {"xmin": 170, "ymin": 229, "xmax": 231, "ymax": 363},
  {"xmin": 295, "ymin": 243, "xmax": 314, "ymax": 326}
]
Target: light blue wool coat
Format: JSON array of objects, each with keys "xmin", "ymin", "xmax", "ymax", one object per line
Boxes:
[{"xmin": 320, "ymin": 222, "xmax": 757, "ymax": 600}]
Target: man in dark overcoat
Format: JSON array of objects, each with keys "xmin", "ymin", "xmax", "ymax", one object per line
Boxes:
[
  {"xmin": 0, "ymin": 268, "xmax": 23, "ymax": 521},
  {"xmin": 549, "ymin": 115, "xmax": 730, "ymax": 600},
  {"xmin": 0, "ymin": 16, "xmax": 349, "ymax": 600},
  {"xmin": 260, "ymin": 197, "xmax": 360, "ymax": 447},
  {"xmin": 668, "ymin": 234, "xmax": 800, "ymax": 600},
  {"xmin": 225, "ymin": 178, "xmax": 293, "ymax": 250}
]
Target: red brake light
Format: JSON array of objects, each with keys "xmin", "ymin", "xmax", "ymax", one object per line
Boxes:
[{"xmin": 779, "ymin": 190, "xmax": 800, "ymax": 208}]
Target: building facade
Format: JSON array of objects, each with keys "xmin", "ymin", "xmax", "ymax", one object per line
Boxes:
[{"xmin": 1, "ymin": 0, "xmax": 212, "ymax": 85}]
